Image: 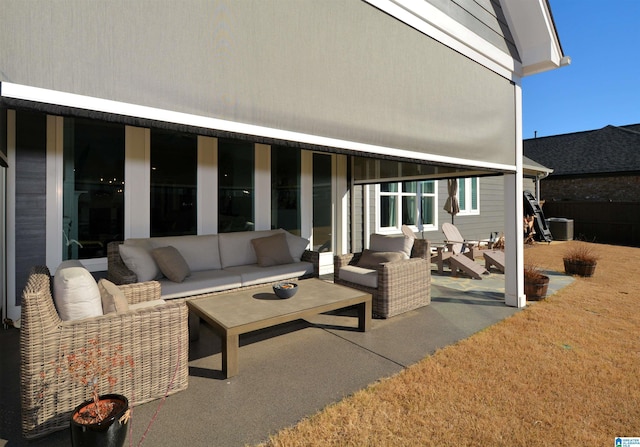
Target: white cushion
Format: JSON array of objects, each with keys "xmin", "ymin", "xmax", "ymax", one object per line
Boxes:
[
  {"xmin": 225, "ymin": 262, "xmax": 314, "ymax": 287},
  {"xmin": 369, "ymin": 234, "xmax": 413, "ymax": 259},
  {"xmin": 119, "ymin": 244, "xmax": 161, "ymax": 282},
  {"xmin": 338, "ymin": 265, "xmax": 378, "ymax": 288},
  {"xmin": 53, "ymin": 261, "xmax": 103, "ymax": 321},
  {"xmin": 159, "ymin": 270, "xmax": 243, "ymax": 299}
]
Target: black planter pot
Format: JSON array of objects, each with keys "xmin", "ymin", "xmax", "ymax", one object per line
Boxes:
[{"xmin": 70, "ymin": 394, "xmax": 129, "ymax": 447}]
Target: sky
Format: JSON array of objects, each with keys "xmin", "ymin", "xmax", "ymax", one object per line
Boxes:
[{"xmin": 521, "ymin": 0, "xmax": 640, "ymax": 139}]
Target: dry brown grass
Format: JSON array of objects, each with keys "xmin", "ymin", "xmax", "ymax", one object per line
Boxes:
[{"xmin": 257, "ymin": 241, "xmax": 640, "ymax": 446}]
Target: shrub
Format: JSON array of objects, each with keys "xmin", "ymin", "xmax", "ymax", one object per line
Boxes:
[
  {"xmin": 563, "ymin": 243, "xmax": 599, "ymax": 264},
  {"xmin": 524, "ymin": 264, "xmax": 547, "ymax": 281}
]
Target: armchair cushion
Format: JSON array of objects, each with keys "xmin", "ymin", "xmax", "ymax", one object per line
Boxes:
[
  {"xmin": 98, "ymin": 278, "xmax": 129, "ymax": 314},
  {"xmin": 251, "ymin": 232, "xmax": 294, "ymax": 267},
  {"xmin": 53, "ymin": 261, "xmax": 103, "ymax": 321},
  {"xmin": 338, "ymin": 265, "xmax": 378, "ymax": 288},
  {"xmin": 151, "ymin": 246, "xmax": 191, "ymax": 282},
  {"xmin": 356, "ymin": 249, "xmax": 406, "ymax": 269},
  {"xmin": 369, "ymin": 234, "xmax": 413, "ymax": 259}
]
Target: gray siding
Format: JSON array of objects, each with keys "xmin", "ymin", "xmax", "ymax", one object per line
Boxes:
[
  {"xmin": 427, "ymin": 176, "xmax": 505, "ymax": 245},
  {"xmin": 14, "ymin": 110, "xmax": 47, "ymax": 304},
  {"xmin": 425, "ymin": 0, "xmax": 520, "ymax": 61}
]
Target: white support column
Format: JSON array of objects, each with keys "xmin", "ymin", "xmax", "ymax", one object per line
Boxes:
[
  {"xmin": 124, "ymin": 126, "xmax": 150, "ymax": 238},
  {"xmin": 254, "ymin": 144, "xmax": 271, "ymax": 231},
  {"xmin": 504, "ymin": 173, "xmax": 525, "ymax": 307},
  {"xmin": 504, "ymin": 82, "xmax": 526, "ymax": 308},
  {"xmin": 300, "ymin": 151, "xmax": 313, "ymax": 241},
  {"xmin": 335, "ymin": 155, "xmax": 348, "ymax": 255},
  {"xmin": 5, "ymin": 110, "xmax": 18, "ymax": 322},
  {"xmin": 46, "ymin": 115, "xmax": 64, "ymax": 272},
  {"xmin": 197, "ymin": 136, "xmax": 217, "ymax": 234}
]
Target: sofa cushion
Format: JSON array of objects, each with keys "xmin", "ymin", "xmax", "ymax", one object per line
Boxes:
[
  {"xmin": 159, "ymin": 269, "xmax": 243, "ymax": 299},
  {"xmin": 225, "ymin": 262, "xmax": 314, "ymax": 287},
  {"xmin": 147, "ymin": 235, "xmax": 221, "ymax": 272},
  {"xmin": 218, "ymin": 230, "xmax": 281, "ymax": 268},
  {"xmin": 369, "ymin": 234, "xmax": 413, "ymax": 259},
  {"xmin": 278, "ymin": 229, "xmax": 310, "ymax": 262},
  {"xmin": 151, "ymin": 246, "xmax": 191, "ymax": 283},
  {"xmin": 98, "ymin": 278, "xmax": 129, "ymax": 314},
  {"xmin": 357, "ymin": 249, "xmax": 406, "ymax": 269},
  {"xmin": 53, "ymin": 261, "xmax": 103, "ymax": 321},
  {"xmin": 251, "ymin": 233, "xmax": 294, "ymax": 267},
  {"xmin": 338, "ymin": 265, "xmax": 378, "ymax": 289},
  {"xmin": 119, "ymin": 244, "xmax": 161, "ymax": 282}
]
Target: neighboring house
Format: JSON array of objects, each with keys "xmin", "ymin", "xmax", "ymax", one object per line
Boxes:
[
  {"xmin": 524, "ymin": 124, "xmax": 640, "ymax": 245},
  {"xmin": 0, "ymin": 0, "xmax": 567, "ymax": 321}
]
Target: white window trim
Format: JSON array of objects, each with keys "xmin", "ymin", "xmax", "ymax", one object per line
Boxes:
[
  {"xmin": 457, "ymin": 177, "xmax": 480, "ymax": 216},
  {"xmin": 375, "ymin": 181, "xmax": 438, "ymax": 234}
]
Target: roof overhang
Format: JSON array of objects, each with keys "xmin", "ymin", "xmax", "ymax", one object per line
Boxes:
[{"xmin": 501, "ymin": 0, "xmax": 569, "ymax": 76}]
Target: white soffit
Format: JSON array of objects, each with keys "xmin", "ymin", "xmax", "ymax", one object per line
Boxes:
[
  {"xmin": 500, "ymin": 0, "xmax": 566, "ymax": 76},
  {"xmin": 0, "ymin": 82, "xmax": 517, "ymax": 173},
  {"xmin": 366, "ymin": 0, "xmax": 521, "ymax": 80}
]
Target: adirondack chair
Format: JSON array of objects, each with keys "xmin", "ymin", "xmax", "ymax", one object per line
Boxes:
[{"xmin": 433, "ymin": 223, "xmax": 491, "ymax": 279}]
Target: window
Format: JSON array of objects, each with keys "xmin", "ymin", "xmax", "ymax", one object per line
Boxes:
[
  {"xmin": 62, "ymin": 118, "xmax": 125, "ymax": 260},
  {"xmin": 218, "ymin": 139, "xmax": 255, "ymax": 232},
  {"xmin": 150, "ymin": 130, "xmax": 197, "ymax": 236},
  {"xmin": 458, "ymin": 177, "xmax": 479, "ymax": 215},
  {"xmin": 377, "ymin": 180, "xmax": 436, "ymax": 233},
  {"xmin": 271, "ymin": 146, "xmax": 300, "ymax": 234}
]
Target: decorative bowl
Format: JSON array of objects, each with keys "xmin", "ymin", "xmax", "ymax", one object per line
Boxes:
[{"xmin": 273, "ymin": 282, "xmax": 298, "ymax": 299}]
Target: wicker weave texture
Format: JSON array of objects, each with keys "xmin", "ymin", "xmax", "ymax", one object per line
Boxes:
[
  {"xmin": 334, "ymin": 239, "xmax": 431, "ymax": 318},
  {"xmin": 20, "ymin": 266, "xmax": 189, "ymax": 439}
]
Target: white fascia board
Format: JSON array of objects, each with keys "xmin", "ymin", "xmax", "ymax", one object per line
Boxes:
[
  {"xmin": 366, "ymin": 0, "xmax": 521, "ymax": 80},
  {"xmin": 0, "ymin": 82, "xmax": 517, "ymax": 173},
  {"xmin": 500, "ymin": 0, "xmax": 565, "ymax": 76}
]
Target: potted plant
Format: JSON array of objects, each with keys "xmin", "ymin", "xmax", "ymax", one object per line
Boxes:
[
  {"xmin": 59, "ymin": 338, "xmax": 133, "ymax": 447},
  {"xmin": 563, "ymin": 243, "xmax": 599, "ymax": 277},
  {"xmin": 524, "ymin": 264, "xmax": 550, "ymax": 301}
]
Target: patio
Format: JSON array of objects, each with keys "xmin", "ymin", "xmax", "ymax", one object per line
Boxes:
[{"xmin": 0, "ymin": 269, "xmax": 573, "ymax": 447}]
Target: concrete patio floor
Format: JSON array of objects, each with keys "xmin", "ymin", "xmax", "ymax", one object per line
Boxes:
[{"xmin": 0, "ymin": 269, "xmax": 573, "ymax": 447}]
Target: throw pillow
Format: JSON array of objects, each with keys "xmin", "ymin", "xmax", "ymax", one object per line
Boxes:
[
  {"xmin": 119, "ymin": 244, "xmax": 161, "ymax": 282},
  {"xmin": 369, "ymin": 233, "xmax": 413, "ymax": 259},
  {"xmin": 151, "ymin": 246, "xmax": 191, "ymax": 283},
  {"xmin": 251, "ymin": 233, "xmax": 294, "ymax": 267},
  {"xmin": 98, "ymin": 278, "xmax": 129, "ymax": 314},
  {"xmin": 356, "ymin": 249, "xmax": 406, "ymax": 269},
  {"xmin": 281, "ymin": 230, "xmax": 310, "ymax": 262},
  {"xmin": 53, "ymin": 262, "xmax": 103, "ymax": 321}
]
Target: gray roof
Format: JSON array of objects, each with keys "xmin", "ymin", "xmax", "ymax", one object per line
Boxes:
[{"xmin": 523, "ymin": 124, "xmax": 640, "ymax": 176}]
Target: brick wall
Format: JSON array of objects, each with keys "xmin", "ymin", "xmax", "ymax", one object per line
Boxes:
[{"xmin": 540, "ymin": 175, "xmax": 640, "ymax": 202}]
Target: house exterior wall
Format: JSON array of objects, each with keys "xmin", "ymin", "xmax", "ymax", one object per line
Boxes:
[
  {"xmin": 541, "ymin": 175, "xmax": 640, "ymax": 202},
  {"xmin": 431, "ymin": 176, "xmax": 505, "ymax": 244},
  {"xmin": 426, "ymin": 0, "xmax": 520, "ymax": 60}
]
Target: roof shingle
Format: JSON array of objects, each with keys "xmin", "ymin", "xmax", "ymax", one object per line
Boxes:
[{"xmin": 523, "ymin": 124, "xmax": 640, "ymax": 176}]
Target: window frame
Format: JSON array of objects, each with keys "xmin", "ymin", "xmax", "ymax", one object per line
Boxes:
[
  {"xmin": 456, "ymin": 177, "xmax": 480, "ymax": 216},
  {"xmin": 375, "ymin": 180, "xmax": 437, "ymax": 234}
]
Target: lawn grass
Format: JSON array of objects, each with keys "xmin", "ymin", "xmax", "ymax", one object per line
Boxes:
[{"xmin": 257, "ymin": 241, "xmax": 640, "ymax": 446}]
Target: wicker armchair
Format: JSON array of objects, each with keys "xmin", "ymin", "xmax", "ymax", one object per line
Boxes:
[
  {"xmin": 334, "ymin": 239, "xmax": 430, "ymax": 318},
  {"xmin": 20, "ymin": 266, "xmax": 189, "ymax": 439}
]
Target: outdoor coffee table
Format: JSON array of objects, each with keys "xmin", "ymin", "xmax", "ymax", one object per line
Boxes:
[{"xmin": 186, "ymin": 278, "xmax": 372, "ymax": 378}]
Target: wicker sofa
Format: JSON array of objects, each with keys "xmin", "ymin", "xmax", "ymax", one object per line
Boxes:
[
  {"xmin": 20, "ymin": 266, "xmax": 189, "ymax": 439},
  {"xmin": 107, "ymin": 229, "xmax": 319, "ymax": 298},
  {"xmin": 334, "ymin": 237, "xmax": 431, "ymax": 318}
]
